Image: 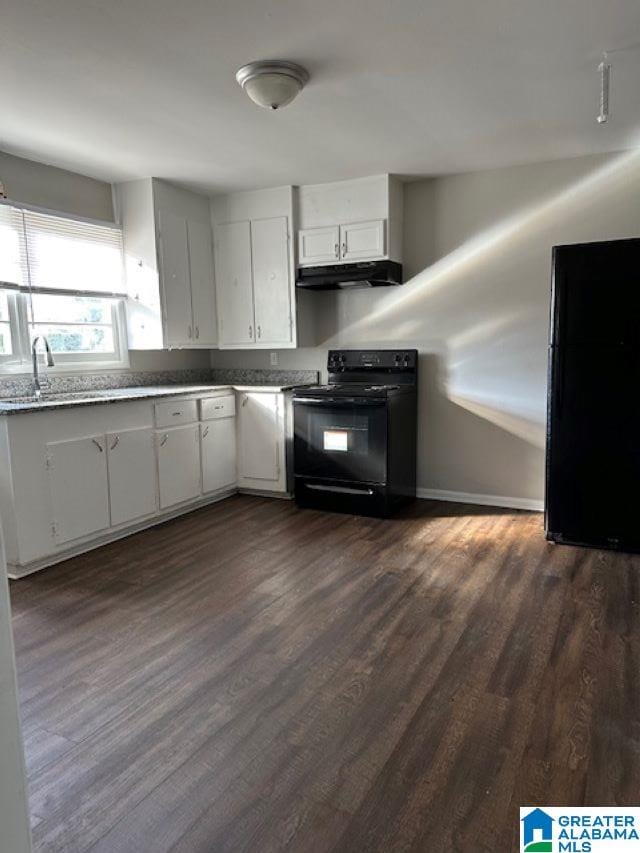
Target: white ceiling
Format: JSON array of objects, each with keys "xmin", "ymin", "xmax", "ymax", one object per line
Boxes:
[{"xmin": 2, "ymin": 0, "xmax": 640, "ymax": 194}]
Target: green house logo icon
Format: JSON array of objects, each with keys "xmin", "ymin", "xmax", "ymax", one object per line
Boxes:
[{"xmin": 521, "ymin": 808, "xmax": 554, "ymax": 852}]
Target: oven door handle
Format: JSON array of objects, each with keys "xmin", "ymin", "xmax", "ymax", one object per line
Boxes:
[
  {"xmin": 293, "ymin": 397, "xmax": 386, "ymax": 406},
  {"xmin": 306, "ymin": 483, "xmax": 376, "ymax": 496}
]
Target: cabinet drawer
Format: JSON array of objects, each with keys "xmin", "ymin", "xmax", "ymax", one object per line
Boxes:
[
  {"xmin": 155, "ymin": 399, "xmax": 198, "ymax": 428},
  {"xmin": 200, "ymin": 395, "xmax": 236, "ymax": 421}
]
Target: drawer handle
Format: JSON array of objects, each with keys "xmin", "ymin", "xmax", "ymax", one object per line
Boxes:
[
  {"xmin": 172, "ymin": 411, "xmax": 182, "ymax": 417},
  {"xmin": 214, "ymin": 405, "xmax": 223, "ymax": 410},
  {"xmin": 159, "ymin": 433, "xmax": 169, "ymax": 447}
]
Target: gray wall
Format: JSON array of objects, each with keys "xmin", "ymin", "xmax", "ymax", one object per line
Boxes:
[
  {"xmin": 0, "ymin": 150, "xmax": 208, "ymax": 374},
  {"xmin": 0, "ymin": 150, "xmax": 114, "ymax": 222},
  {"xmin": 212, "ymin": 149, "xmax": 640, "ymax": 504}
]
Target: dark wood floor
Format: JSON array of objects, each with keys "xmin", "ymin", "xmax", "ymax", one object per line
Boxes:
[{"xmin": 9, "ymin": 495, "xmax": 640, "ymax": 852}]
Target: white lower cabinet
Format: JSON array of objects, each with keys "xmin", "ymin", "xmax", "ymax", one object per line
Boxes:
[
  {"xmin": 237, "ymin": 392, "xmax": 286, "ymax": 492},
  {"xmin": 156, "ymin": 424, "xmax": 201, "ymax": 509},
  {"xmin": 201, "ymin": 419, "xmax": 236, "ymax": 493},
  {"xmin": 46, "ymin": 435, "xmax": 110, "ymax": 545},
  {"xmin": 0, "ymin": 390, "xmax": 289, "ymax": 578},
  {"xmin": 107, "ymin": 428, "xmax": 158, "ymax": 526}
]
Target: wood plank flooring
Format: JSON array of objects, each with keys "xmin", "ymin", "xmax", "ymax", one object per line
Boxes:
[{"xmin": 9, "ymin": 495, "xmax": 640, "ymax": 852}]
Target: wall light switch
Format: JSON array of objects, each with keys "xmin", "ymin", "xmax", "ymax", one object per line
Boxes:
[{"xmin": 270, "ymin": 352, "xmax": 279, "ymax": 366}]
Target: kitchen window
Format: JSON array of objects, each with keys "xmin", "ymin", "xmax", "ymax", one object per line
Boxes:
[{"xmin": 0, "ymin": 203, "xmax": 128, "ymax": 371}]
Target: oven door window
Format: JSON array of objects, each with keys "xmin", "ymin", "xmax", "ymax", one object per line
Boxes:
[{"xmin": 294, "ymin": 400, "xmax": 387, "ymax": 484}]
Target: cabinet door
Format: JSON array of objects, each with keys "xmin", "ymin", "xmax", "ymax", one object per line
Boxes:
[
  {"xmin": 252, "ymin": 217, "xmax": 293, "ymax": 346},
  {"xmin": 237, "ymin": 392, "xmax": 282, "ymax": 485},
  {"xmin": 187, "ymin": 219, "xmax": 218, "ymax": 346},
  {"xmin": 298, "ymin": 226, "xmax": 340, "ymax": 266},
  {"xmin": 214, "ymin": 221, "xmax": 255, "ymax": 347},
  {"xmin": 46, "ymin": 435, "xmax": 110, "ymax": 544},
  {"xmin": 201, "ymin": 419, "xmax": 236, "ymax": 493},
  {"xmin": 158, "ymin": 209, "xmax": 193, "ymax": 346},
  {"xmin": 340, "ymin": 219, "xmax": 385, "ymax": 261},
  {"xmin": 156, "ymin": 425, "xmax": 201, "ymax": 509},
  {"xmin": 107, "ymin": 428, "xmax": 157, "ymax": 526}
]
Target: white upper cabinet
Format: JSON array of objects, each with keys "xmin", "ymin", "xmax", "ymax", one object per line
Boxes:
[
  {"xmin": 116, "ymin": 178, "xmax": 217, "ymax": 350},
  {"xmin": 341, "ymin": 219, "xmax": 385, "ymax": 261},
  {"xmin": 214, "ymin": 221, "xmax": 254, "ymax": 347},
  {"xmin": 187, "ymin": 219, "xmax": 217, "ymax": 345},
  {"xmin": 298, "ymin": 225, "xmax": 339, "ymax": 265},
  {"xmin": 298, "ymin": 219, "xmax": 386, "ymax": 265},
  {"xmin": 252, "ymin": 216, "xmax": 293, "ymax": 346},
  {"xmin": 297, "ymin": 175, "xmax": 403, "ymax": 268},
  {"xmin": 158, "ymin": 209, "xmax": 192, "ymax": 346},
  {"xmin": 211, "ymin": 186, "xmax": 297, "ymax": 350}
]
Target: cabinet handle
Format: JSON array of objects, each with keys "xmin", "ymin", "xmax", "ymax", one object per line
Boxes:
[
  {"xmin": 92, "ymin": 438, "xmax": 103, "ymax": 453},
  {"xmin": 334, "ymin": 243, "xmax": 339, "ymax": 258},
  {"xmin": 159, "ymin": 433, "xmax": 168, "ymax": 447},
  {"xmin": 202, "ymin": 425, "xmax": 209, "ymax": 438},
  {"xmin": 249, "ymin": 325, "xmax": 253, "ymax": 339},
  {"xmin": 195, "ymin": 326, "xmax": 199, "ymax": 339},
  {"xmin": 110, "ymin": 435, "xmax": 119, "ymax": 451},
  {"xmin": 341, "ymin": 242, "xmax": 347, "ymax": 256},
  {"xmin": 188, "ymin": 326, "xmax": 192, "ymax": 339},
  {"xmin": 257, "ymin": 325, "xmax": 261, "ymax": 339}
]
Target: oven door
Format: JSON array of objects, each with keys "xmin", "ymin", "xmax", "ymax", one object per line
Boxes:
[{"xmin": 293, "ymin": 396, "xmax": 387, "ymax": 484}]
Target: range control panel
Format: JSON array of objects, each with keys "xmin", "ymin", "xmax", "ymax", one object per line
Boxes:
[{"xmin": 328, "ymin": 349, "xmax": 417, "ymax": 370}]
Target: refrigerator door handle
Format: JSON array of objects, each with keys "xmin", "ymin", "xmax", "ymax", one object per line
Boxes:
[{"xmin": 556, "ymin": 346, "xmax": 564, "ymax": 417}]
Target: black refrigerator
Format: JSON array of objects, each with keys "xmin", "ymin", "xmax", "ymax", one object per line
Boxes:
[{"xmin": 546, "ymin": 237, "xmax": 640, "ymax": 552}]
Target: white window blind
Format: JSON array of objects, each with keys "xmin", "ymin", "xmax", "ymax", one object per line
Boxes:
[
  {"xmin": 0, "ymin": 204, "xmax": 129, "ymax": 368},
  {"xmin": 0, "ymin": 205, "xmax": 24, "ymax": 287},
  {"xmin": 0, "ymin": 204, "xmax": 125, "ymax": 297},
  {"xmin": 22, "ymin": 209, "xmax": 125, "ymax": 297}
]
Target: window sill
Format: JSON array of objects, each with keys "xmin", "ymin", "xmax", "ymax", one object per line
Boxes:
[{"xmin": 0, "ymin": 358, "xmax": 131, "ymax": 376}]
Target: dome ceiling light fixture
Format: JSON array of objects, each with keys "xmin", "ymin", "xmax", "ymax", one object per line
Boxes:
[{"xmin": 236, "ymin": 60, "xmax": 310, "ymax": 110}]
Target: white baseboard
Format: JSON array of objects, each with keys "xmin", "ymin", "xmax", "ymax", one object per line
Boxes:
[
  {"xmin": 7, "ymin": 487, "xmax": 238, "ymax": 580},
  {"xmin": 416, "ymin": 487, "xmax": 544, "ymax": 513}
]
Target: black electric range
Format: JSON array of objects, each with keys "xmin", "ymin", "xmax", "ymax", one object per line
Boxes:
[{"xmin": 292, "ymin": 349, "xmax": 418, "ymax": 517}]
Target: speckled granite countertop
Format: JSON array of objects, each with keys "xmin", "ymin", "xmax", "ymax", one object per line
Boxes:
[{"xmin": 0, "ymin": 381, "xmax": 312, "ymax": 415}]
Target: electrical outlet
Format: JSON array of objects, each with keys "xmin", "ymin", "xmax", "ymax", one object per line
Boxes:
[{"xmin": 270, "ymin": 352, "xmax": 279, "ymax": 366}]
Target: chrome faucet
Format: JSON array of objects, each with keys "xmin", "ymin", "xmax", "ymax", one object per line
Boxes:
[{"xmin": 31, "ymin": 336, "xmax": 55, "ymax": 399}]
